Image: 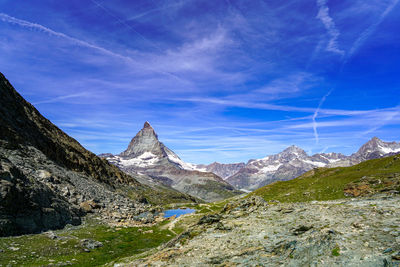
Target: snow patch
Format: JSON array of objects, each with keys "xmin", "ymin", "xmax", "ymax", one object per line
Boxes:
[
  {"xmin": 166, "ymin": 149, "xmax": 207, "ymax": 172},
  {"xmin": 302, "ymin": 160, "xmax": 327, "ymax": 167},
  {"xmin": 378, "ymin": 145, "xmax": 400, "ymax": 154},
  {"xmin": 259, "ymin": 164, "xmax": 282, "ymax": 173},
  {"xmin": 118, "ymin": 152, "xmax": 159, "ymax": 167}
]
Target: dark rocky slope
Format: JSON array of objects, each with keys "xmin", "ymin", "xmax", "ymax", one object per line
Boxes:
[{"xmin": 0, "ymin": 73, "xmax": 138, "ymax": 186}]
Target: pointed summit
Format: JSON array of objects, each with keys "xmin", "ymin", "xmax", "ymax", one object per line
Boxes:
[
  {"xmin": 371, "ymin": 136, "xmax": 381, "ymax": 142},
  {"xmin": 119, "ymin": 122, "xmax": 163, "ymax": 158},
  {"xmin": 281, "ymin": 145, "xmax": 307, "ymax": 157},
  {"xmin": 364, "ymin": 137, "xmax": 383, "ymax": 146},
  {"xmin": 143, "ymin": 121, "xmax": 152, "ymax": 129},
  {"xmin": 354, "ymin": 137, "xmax": 400, "ymax": 161},
  {"xmin": 357, "ymin": 137, "xmax": 383, "ymax": 152}
]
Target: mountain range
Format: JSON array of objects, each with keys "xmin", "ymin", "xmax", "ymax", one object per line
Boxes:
[
  {"xmin": 101, "ymin": 121, "xmax": 400, "ymax": 194},
  {"xmin": 225, "ymin": 137, "xmax": 400, "ymax": 190}
]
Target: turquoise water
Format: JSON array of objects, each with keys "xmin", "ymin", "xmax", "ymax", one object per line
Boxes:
[{"xmin": 163, "ymin": 208, "xmax": 195, "ymax": 218}]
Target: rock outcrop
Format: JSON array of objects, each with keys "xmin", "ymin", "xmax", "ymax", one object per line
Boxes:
[{"xmin": 0, "ymin": 157, "xmax": 82, "ymax": 236}]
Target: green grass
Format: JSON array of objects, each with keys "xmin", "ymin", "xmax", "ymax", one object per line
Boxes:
[
  {"xmin": 250, "ymin": 154, "xmax": 400, "ymax": 203},
  {"xmin": 163, "ymin": 196, "xmax": 236, "ymax": 215},
  {"xmin": 0, "ymin": 218, "xmax": 177, "ymax": 266},
  {"xmin": 331, "ymin": 245, "xmax": 340, "ymax": 256}
]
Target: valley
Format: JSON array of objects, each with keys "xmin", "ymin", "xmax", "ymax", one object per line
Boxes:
[{"xmin": 1, "ymin": 71, "xmax": 399, "ymax": 266}]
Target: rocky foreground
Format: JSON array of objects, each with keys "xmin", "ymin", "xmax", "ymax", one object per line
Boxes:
[{"xmin": 120, "ymin": 195, "xmax": 400, "ymax": 266}]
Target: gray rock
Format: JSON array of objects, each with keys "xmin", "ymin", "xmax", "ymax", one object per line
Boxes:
[
  {"xmin": 44, "ymin": 231, "xmax": 58, "ymax": 239},
  {"xmin": 384, "ymin": 248, "xmax": 393, "ymax": 254},
  {"xmin": 80, "ymin": 239, "xmax": 103, "ymax": 250},
  {"xmin": 292, "ymin": 225, "xmax": 313, "ymax": 236},
  {"xmin": 198, "ymin": 214, "xmax": 221, "ymax": 225}
]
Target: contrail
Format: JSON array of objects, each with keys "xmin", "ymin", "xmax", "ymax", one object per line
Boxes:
[
  {"xmin": 0, "ymin": 12, "xmax": 189, "ymax": 85},
  {"xmin": 0, "ymin": 13, "xmax": 134, "ymax": 62},
  {"xmin": 346, "ymin": 0, "xmax": 399, "ymax": 63},
  {"xmin": 32, "ymin": 92, "xmax": 90, "ymax": 105},
  {"xmin": 313, "ymin": 89, "xmax": 333, "ymax": 144},
  {"xmin": 316, "ymin": 0, "xmax": 344, "ymax": 55},
  {"xmin": 89, "ymin": 0, "xmax": 163, "ymax": 52}
]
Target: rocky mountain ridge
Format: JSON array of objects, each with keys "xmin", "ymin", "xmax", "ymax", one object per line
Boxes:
[
  {"xmin": 103, "ymin": 121, "xmax": 400, "ymax": 193},
  {"xmin": 136, "ymin": 136, "xmax": 400, "ymax": 192},
  {"xmin": 226, "ymin": 138, "xmax": 400, "ymax": 191},
  {"xmin": 101, "ymin": 122, "xmax": 240, "ymax": 202}
]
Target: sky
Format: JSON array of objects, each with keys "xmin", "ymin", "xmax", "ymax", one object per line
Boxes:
[{"xmin": 0, "ymin": 0, "xmax": 400, "ymax": 164}]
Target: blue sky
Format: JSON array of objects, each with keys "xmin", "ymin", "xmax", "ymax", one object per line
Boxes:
[{"xmin": 0, "ymin": 0, "xmax": 399, "ymax": 164}]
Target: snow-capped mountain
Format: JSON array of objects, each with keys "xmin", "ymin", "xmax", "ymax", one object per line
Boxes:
[
  {"xmin": 226, "ymin": 146, "xmax": 347, "ymax": 191},
  {"xmin": 226, "ymin": 138, "xmax": 400, "ymax": 191},
  {"xmin": 101, "ymin": 122, "xmax": 239, "ymax": 202},
  {"xmin": 352, "ymin": 137, "xmax": 400, "ymax": 162},
  {"xmin": 102, "ymin": 125, "xmax": 400, "ymax": 194}
]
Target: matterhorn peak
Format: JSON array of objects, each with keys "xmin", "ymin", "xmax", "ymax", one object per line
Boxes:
[{"xmin": 119, "ymin": 122, "xmax": 162, "ymax": 158}]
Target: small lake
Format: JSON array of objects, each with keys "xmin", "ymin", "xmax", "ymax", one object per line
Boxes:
[{"xmin": 163, "ymin": 208, "xmax": 195, "ymax": 218}]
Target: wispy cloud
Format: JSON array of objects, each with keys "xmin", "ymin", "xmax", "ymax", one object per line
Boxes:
[
  {"xmin": 346, "ymin": 0, "xmax": 399, "ymax": 61},
  {"xmin": 32, "ymin": 92, "xmax": 91, "ymax": 105},
  {"xmin": 362, "ymin": 105, "xmax": 400, "ymax": 135},
  {"xmin": 312, "ymin": 89, "xmax": 333, "ymax": 144},
  {"xmin": 171, "ymin": 96, "xmax": 394, "ymax": 117},
  {"xmin": 0, "ymin": 12, "xmax": 190, "ymax": 85},
  {"xmin": 0, "ymin": 13, "xmax": 133, "ymax": 61},
  {"xmin": 316, "ymin": 0, "xmax": 345, "ymax": 55}
]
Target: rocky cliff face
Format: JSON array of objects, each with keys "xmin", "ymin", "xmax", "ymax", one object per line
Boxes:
[
  {"xmin": 0, "ymin": 73, "xmax": 192, "ymax": 236},
  {"xmin": 0, "ymin": 157, "xmax": 82, "ymax": 236},
  {"xmin": 102, "ymin": 123, "xmax": 240, "ymax": 202}
]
